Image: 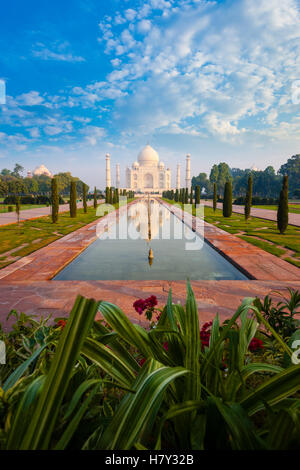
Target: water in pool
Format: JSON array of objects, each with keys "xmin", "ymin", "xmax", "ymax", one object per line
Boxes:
[{"xmin": 54, "ymin": 200, "xmax": 247, "ymax": 281}]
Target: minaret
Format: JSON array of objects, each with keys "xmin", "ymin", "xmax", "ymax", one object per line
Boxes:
[
  {"xmin": 116, "ymin": 163, "xmax": 120, "ymax": 189},
  {"xmin": 185, "ymin": 154, "xmax": 191, "ymax": 189},
  {"xmin": 106, "ymin": 153, "xmax": 111, "ymax": 188},
  {"xmin": 176, "ymin": 164, "xmax": 181, "ymax": 190}
]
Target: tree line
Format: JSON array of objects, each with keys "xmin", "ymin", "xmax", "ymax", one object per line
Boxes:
[
  {"xmin": 0, "ymin": 164, "xmax": 89, "ymax": 198},
  {"xmin": 164, "ymin": 175, "xmax": 290, "ymax": 234},
  {"xmin": 192, "ymin": 154, "xmax": 299, "ymax": 199}
]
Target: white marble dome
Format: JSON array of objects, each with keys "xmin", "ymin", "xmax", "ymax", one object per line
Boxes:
[
  {"xmin": 33, "ymin": 164, "xmax": 53, "ymax": 178},
  {"xmin": 138, "ymin": 145, "xmax": 159, "ymax": 167}
]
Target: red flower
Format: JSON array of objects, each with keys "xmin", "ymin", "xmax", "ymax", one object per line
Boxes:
[
  {"xmin": 249, "ymin": 337, "xmax": 264, "ymax": 352},
  {"xmin": 145, "ymin": 295, "xmax": 158, "ymax": 308},
  {"xmin": 133, "ymin": 299, "xmax": 147, "ymax": 315},
  {"xmin": 200, "ymin": 321, "xmax": 212, "ymax": 349},
  {"xmin": 133, "ymin": 295, "xmax": 158, "ymax": 316},
  {"xmin": 163, "ymin": 341, "xmax": 169, "ymax": 351},
  {"xmin": 57, "ymin": 319, "xmax": 67, "ymax": 330},
  {"xmin": 139, "ymin": 358, "xmax": 146, "ymax": 367}
]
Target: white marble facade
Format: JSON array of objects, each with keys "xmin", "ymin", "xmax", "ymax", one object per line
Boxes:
[
  {"xmin": 106, "ymin": 145, "xmax": 191, "ymax": 193},
  {"xmin": 126, "ymin": 145, "xmax": 171, "ymax": 192}
]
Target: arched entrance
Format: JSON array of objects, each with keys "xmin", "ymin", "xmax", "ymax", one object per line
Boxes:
[{"xmin": 144, "ymin": 173, "xmax": 154, "ymax": 189}]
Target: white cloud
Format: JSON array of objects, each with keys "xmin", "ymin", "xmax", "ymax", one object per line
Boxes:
[
  {"xmin": 17, "ymin": 91, "xmax": 44, "ymax": 106},
  {"xmin": 94, "ymin": 0, "xmax": 300, "ymax": 143},
  {"xmin": 32, "ymin": 42, "xmax": 85, "ymax": 63}
]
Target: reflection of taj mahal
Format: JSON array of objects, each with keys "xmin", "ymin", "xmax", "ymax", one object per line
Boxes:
[{"xmin": 105, "ymin": 144, "xmax": 191, "ymax": 193}]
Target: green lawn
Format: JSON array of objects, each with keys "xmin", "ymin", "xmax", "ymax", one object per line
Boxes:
[
  {"xmin": 205, "ymin": 207, "xmax": 300, "ymax": 268},
  {"xmin": 0, "ymin": 202, "xmax": 124, "ymax": 270},
  {"xmin": 161, "ymin": 199, "xmax": 300, "ymax": 269},
  {"xmin": 251, "ymin": 204, "xmax": 300, "ymax": 214}
]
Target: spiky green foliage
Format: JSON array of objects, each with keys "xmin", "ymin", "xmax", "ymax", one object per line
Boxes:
[
  {"xmin": 277, "ymin": 175, "xmax": 289, "ymax": 234},
  {"xmin": 69, "ymin": 180, "xmax": 77, "ymax": 218},
  {"xmin": 245, "ymin": 175, "xmax": 253, "ymax": 221},
  {"xmin": 51, "ymin": 177, "xmax": 59, "ymax": 223},
  {"xmin": 223, "ymin": 181, "xmax": 232, "ymax": 217},
  {"xmin": 2, "ymin": 285, "xmax": 300, "ymax": 450}
]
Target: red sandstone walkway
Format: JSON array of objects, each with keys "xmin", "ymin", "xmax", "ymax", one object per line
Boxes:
[
  {"xmin": 0, "ymin": 199, "xmax": 103, "ymax": 226},
  {"xmin": 204, "ymin": 201, "xmax": 300, "ymax": 227},
  {"xmin": 0, "ymin": 199, "xmax": 299, "ymax": 331}
]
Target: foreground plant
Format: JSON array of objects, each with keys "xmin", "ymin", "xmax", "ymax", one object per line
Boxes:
[{"xmin": 1, "ymin": 285, "xmax": 300, "ymax": 450}]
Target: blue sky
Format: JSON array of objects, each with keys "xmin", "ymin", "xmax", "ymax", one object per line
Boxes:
[{"xmin": 0, "ymin": 0, "xmax": 299, "ymax": 188}]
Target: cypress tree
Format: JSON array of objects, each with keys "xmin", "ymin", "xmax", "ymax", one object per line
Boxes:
[
  {"xmin": 213, "ymin": 183, "xmax": 217, "ymax": 212},
  {"xmin": 15, "ymin": 196, "xmax": 21, "ymax": 224},
  {"xmin": 51, "ymin": 177, "xmax": 59, "ymax": 223},
  {"xmin": 244, "ymin": 175, "xmax": 253, "ymax": 221},
  {"xmin": 190, "ymin": 187, "xmax": 193, "ymax": 205},
  {"xmin": 109, "ymin": 187, "xmax": 113, "ymax": 204},
  {"xmin": 195, "ymin": 186, "xmax": 201, "ymax": 205},
  {"xmin": 94, "ymin": 187, "xmax": 97, "ymax": 209},
  {"xmin": 116, "ymin": 188, "xmax": 119, "ymax": 203},
  {"xmin": 70, "ymin": 180, "xmax": 77, "ymax": 218},
  {"xmin": 277, "ymin": 175, "xmax": 289, "ymax": 234},
  {"xmin": 175, "ymin": 189, "xmax": 179, "ymax": 202},
  {"xmin": 83, "ymin": 183, "xmax": 88, "ymax": 213},
  {"xmin": 185, "ymin": 187, "xmax": 189, "ymax": 204},
  {"xmin": 105, "ymin": 187, "xmax": 109, "ymax": 203},
  {"xmin": 223, "ymin": 181, "xmax": 232, "ymax": 217}
]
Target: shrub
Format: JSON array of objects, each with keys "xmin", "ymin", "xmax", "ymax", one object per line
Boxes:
[
  {"xmin": 213, "ymin": 183, "xmax": 217, "ymax": 212},
  {"xmin": 244, "ymin": 175, "xmax": 253, "ymax": 221},
  {"xmin": 51, "ymin": 177, "xmax": 59, "ymax": 224},
  {"xmin": 93, "ymin": 187, "xmax": 97, "ymax": 209},
  {"xmin": 15, "ymin": 196, "xmax": 20, "ymax": 224},
  {"xmin": 277, "ymin": 175, "xmax": 289, "ymax": 234},
  {"xmin": 69, "ymin": 180, "xmax": 77, "ymax": 218},
  {"xmin": 8, "ymin": 205, "xmax": 13, "ymax": 212},
  {"xmin": 223, "ymin": 181, "xmax": 232, "ymax": 217},
  {"xmin": 82, "ymin": 183, "xmax": 88, "ymax": 214}
]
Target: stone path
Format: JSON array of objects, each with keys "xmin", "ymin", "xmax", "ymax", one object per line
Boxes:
[
  {"xmin": 0, "ymin": 199, "xmax": 299, "ymax": 331},
  {"xmin": 161, "ymin": 200, "xmax": 300, "ymax": 281},
  {"xmin": 204, "ymin": 201, "xmax": 300, "ymax": 227},
  {"xmin": 0, "ymin": 199, "xmax": 103, "ymax": 226},
  {"xmin": 1, "ymin": 279, "xmax": 299, "ymax": 333}
]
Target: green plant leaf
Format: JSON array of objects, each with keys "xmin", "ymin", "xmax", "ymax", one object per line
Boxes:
[
  {"xmin": 16, "ymin": 295, "xmax": 99, "ymax": 450},
  {"xmin": 82, "ymin": 338, "xmax": 137, "ymax": 387},
  {"xmin": 98, "ymin": 362, "xmax": 188, "ymax": 450}
]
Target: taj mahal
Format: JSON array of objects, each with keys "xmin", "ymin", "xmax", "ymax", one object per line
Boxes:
[{"xmin": 105, "ymin": 144, "xmax": 191, "ymax": 193}]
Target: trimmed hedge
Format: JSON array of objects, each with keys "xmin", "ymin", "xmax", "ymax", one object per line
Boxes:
[
  {"xmin": 3, "ymin": 195, "xmax": 65, "ymax": 205},
  {"xmin": 234, "ymin": 196, "xmax": 278, "ymax": 206}
]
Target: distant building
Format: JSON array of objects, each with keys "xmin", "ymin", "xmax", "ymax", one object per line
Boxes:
[
  {"xmin": 33, "ymin": 165, "xmax": 53, "ymax": 178},
  {"xmin": 250, "ymin": 164, "xmax": 260, "ymax": 172},
  {"xmin": 27, "ymin": 171, "xmax": 32, "ymax": 179},
  {"xmin": 105, "ymin": 145, "xmax": 192, "ymax": 194}
]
